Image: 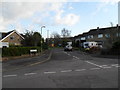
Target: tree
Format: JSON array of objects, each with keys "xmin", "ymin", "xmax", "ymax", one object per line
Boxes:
[
  {"xmin": 61, "ymin": 28, "xmax": 71, "ymax": 38},
  {"xmin": 21, "ymin": 30, "xmax": 33, "ymax": 46},
  {"xmin": 52, "ymin": 32, "xmax": 61, "ymax": 39},
  {"xmin": 33, "ymin": 32, "xmax": 41, "ymax": 46},
  {"xmin": 21, "ymin": 30, "xmax": 42, "ymax": 47},
  {"xmin": 61, "ymin": 28, "xmax": 71, "ymax": 47},
  {"xmin": 50, "ymin": 32, "xmax": 61, "ymax": 47}
]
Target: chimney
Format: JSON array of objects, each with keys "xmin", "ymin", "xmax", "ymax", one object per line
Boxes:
[
  {"xmin": 97, "ymin": 27, "xmax": 99, "ymax": 31},
  {"xmin": 117, "ymin": 24, "xmax": 119, "ymax": 27},
  {"xmin": 117, "ymin": 24, "xmax": 119, "ymax": 29}
]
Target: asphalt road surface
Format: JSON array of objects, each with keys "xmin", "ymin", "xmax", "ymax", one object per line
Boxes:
[{"xmin": 2, "ymin": 48, "xmax": 119, "ymax": 88}]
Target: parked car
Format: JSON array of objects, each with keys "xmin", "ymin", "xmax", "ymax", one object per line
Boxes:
[{"xmin": 64, "ymin": 45, "xmax": 72, "ymax": 51}]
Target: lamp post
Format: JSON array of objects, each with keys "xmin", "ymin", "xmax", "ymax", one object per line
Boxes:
[
  {"xmin": 41, "ymin": 26, "xmax": 45, "ymax": 53},
  {"xmin": 47, "ymin": 30, "xmax": 49, "ymax": 47}
]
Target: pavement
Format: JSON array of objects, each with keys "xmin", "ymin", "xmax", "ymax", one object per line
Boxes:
[{"xmin": 2, "ymin": 48, "xmax": 119, "ymax": 88}]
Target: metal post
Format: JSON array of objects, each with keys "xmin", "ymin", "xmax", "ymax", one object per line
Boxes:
[{"xmin": 41, "ymin": 26, "xmax": 45, "ymax": 53}]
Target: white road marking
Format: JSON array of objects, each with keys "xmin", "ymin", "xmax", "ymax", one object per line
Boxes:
[
  {"xmin": 72, "ymin": 56, "xmax": 79, "ymax": 59},
  {"xmin": 114, "ymin": 66, "xmax": 120, "ymax": 68},
  {"xmin": 3, "ymin": 75, "xmax": 17, "ymax": 77},
  {"xmin": 75, "ymin": 57, "xmax": 79, "ymax": 59},
  {"xmin": 61, "ymin": 70, "xmax": 72, "ymax": 72},
  {"xmin": 85, "ymin": 61, "xmax": 102, "ymax": 68},
  {"xmin": 111, "ymin": 64, "xmax": 119, "ymax": 66},
  {"xmin": 44, "ymin": 71, "xmax": 56, "ymax": 74},
  {"xmin": 90, "ymin": 68, "xmax": 101, "ymax": 70},
  {"xmin": 102, "ymin": 67, "xmax": 111, "ymax": 69},
  {"xmin": 111, "ymin": 64, "xmax": 120, "ymax": 68},
  {"xmin": 75, "ymin": 69, "xmax": 86, "ymax": 72},
  {"xmin": 73, "ymin": 56, "xmax": 76, "ymax": 58},
  {"xmin": 68, "ymin": 54, "xmax": 70, "ymax": 56},
  {"xmin": 101, "ymin": 65, "xmax": 108, "ymax": 67},
  {"xmin": 24, "ymin": 73, "xmax": 36, "ymax": 76}
]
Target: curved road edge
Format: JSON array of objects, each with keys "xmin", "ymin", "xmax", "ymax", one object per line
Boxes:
[{"xmin": 3, "ymin": 49, "xmax": 53, "ymax": 72}]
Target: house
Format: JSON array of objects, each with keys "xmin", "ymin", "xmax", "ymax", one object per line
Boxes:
[
  {"xmin": 86, "ymin": 25, "xmax": 120, "ymax": 48},
  {"xmin": 74, "ymin": 24, "xmax": 120, "ymax": 48},
  {"xmin": 46, "ymin": 37, "xmax": 74, "ymax": 47},
  {"xmin": 0, "ymin": 30, "xmax": 24, "ymax": 48}
]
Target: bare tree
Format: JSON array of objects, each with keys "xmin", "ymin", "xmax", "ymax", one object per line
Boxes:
[
  {"xmin": 50, "ymin": 32, "xmax": 61, "ymax": 47},
  {"xmin": 51, "ymin": 32, "xmax": 61, "ymax": 39},
  {"xmin": 61, "ymin": 28, "xmax": 71, "ymax": 38}
]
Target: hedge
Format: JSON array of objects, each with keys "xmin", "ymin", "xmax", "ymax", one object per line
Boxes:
[
  {"xmin": 101, "ymin": 41, "xmax": 120, "ymax": 55},
  {"xmin": 2, "ymin": 47, "xmax": 42, "ymax": 57}
]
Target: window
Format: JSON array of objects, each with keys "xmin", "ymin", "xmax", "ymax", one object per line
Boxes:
[
  {"xmin": 87, "ymin": 35, "xmax": 93, "ymax": 39},
  {"xmin": 85, "ymin": 44, "xmax": 88, "ymax": 46},
  {"xmin": 87, "ymin": 36, "xmax": 90, "ymax": 39},
  {"xmin": 10, "ymin": 36, "xmax": 14, "ymax": 40},
  {"xmin": 81, "ymin": 37, "xmax": 85, "ymax": 40},
  {"xmin": 116, "ymin": 33, "xmax": 120, "ymax": 37},
  {"xmin": 91, "ymin": 35, "xmax": 93, "ymax": 38},
  {"xmin": 98, "ymin": 34, "xmax": 103, "ymax": 38},
  {"xmin": 105, "ymin": 34, "xmax": 110, "ymax": 38}
]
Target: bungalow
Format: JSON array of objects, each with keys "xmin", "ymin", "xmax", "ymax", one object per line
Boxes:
[{"xmin": 0, "ymin": 30, "xmax": 24, "ymax": 48}]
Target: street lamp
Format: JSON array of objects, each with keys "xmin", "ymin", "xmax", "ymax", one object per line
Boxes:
[
  {"xmin": 47, "ymin": 30, "xmax": 49, "ymax": 47},
  {"xmin": 41, "ymin": 26, "xmax": 45, "ymax": 53}
]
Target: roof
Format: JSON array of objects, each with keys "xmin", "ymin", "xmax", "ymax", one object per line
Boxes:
[
  {"xmin": 74, "ymin": 25, "xmax": 120, "ymax": 38},
  {"xmin": 0, "ymin": 30, "xmax": 24, "ymax": 42}
]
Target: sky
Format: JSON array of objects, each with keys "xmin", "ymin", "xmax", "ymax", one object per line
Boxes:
[{"xmin": 0, "ymin": 0, "xmax": 119, "ymax": 39}]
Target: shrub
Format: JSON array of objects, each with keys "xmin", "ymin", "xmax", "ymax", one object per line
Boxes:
[
  {"xmin": 2, "ymin": 47, "xmax": 42, "ymax": 57},
  {"xmin": 100, "ymin": 40, "xmax": 120, "ymax": 55},
  {"xmin": 110, "ymin": 41, "xmax": 120, "ymax": 55},
  {"xmin": 112, "ymin": 41, "xmax": 120, "ymax": 49},
  {"xmin": 101, "ymin": 49, "xmax": 110, "ymax": 55}
]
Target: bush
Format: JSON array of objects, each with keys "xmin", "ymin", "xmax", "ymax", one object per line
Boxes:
[
  {"xmin": 101, "ymin": 49, "xmax": 110, "ymax": 55},
  {"xmin": 100, "ymin": 41, "xmax": 120, "ymax": 55},
  {"xmin": 2, "ymin": 47, "xmax": 42, "ymax": 57},
  {"xmin": 112, "ymin": 41, "xmax": 120, "ymax": 49},
  {"xmin": 89, "ymin": 47, "xmax": 101, "ymax": 53},
  {"xmin": 111, "ymin": 41, "xmax": 120, "ymax": 55}
]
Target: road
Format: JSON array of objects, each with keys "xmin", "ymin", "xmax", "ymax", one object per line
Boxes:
[{"xmin": 2, "ymin": 48, "xmax": 119, "ymax": 88}]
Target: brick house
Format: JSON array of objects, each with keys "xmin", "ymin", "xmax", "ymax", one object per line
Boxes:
[
  {"xmin": 86, "ymin": 25, "xmax": 120, "ymax": 48},
  {"xmin": 74, "ymin": 24, "xmax": 120, "ymax": 48},
  {"xmin": 0, "ymin": 30, "xmax": 24, "ymax": 47}
]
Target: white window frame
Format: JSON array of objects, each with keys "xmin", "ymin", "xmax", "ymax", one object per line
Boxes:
[
  {"xmin": 81, "ymin": 37, "xmax": 86, "ymax": 40},
  {"xmin": 105, "ymin": 34, "xmax": 110, "ymax": 38},
  {"xmin": 90, "ymin": 35, "xmax": 93, "ymax": 38},
  {"xmin": 98, "ymin": 34, "xmax": 103, "ymax": 38},
  {"xmin": 87, "ymin": 35, "xmax": 93, "ymax": 39}
]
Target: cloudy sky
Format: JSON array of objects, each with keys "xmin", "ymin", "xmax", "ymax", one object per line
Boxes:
[{"xmin": 0, "ymin": 0, "xmax": 119, "ymax": 38}]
